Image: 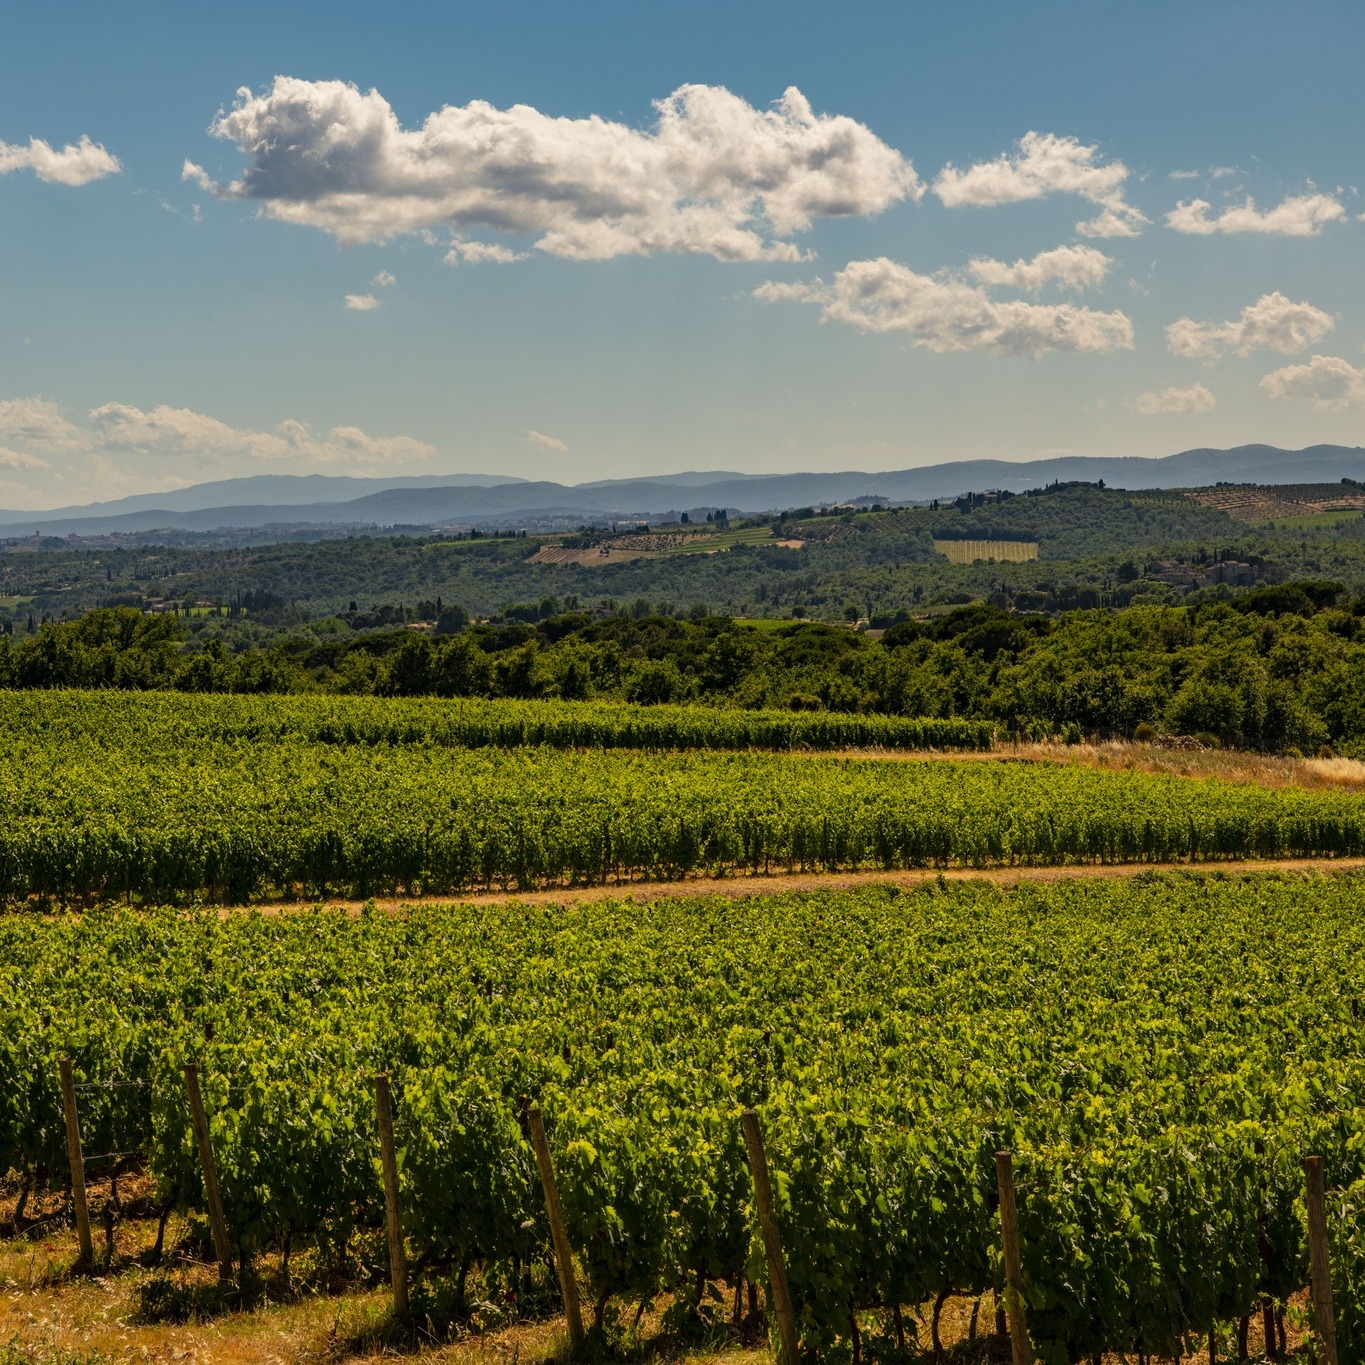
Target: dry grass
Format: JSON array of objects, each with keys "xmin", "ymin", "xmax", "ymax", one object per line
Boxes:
[
  {"xmin": 1000, "ymin": 739, "xmax": 1365, "ymax": 790},
  {"xmin": 0, "ymin": 1203, "xmax": 1305, "ymax": 1365},
  {"xmin": 0, "ymin": 1190, "xmax": 776, "ymax": 1365}
]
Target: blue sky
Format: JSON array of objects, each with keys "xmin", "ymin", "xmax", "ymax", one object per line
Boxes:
[{"xmin": 1, "ymin": 0, "xmax": 1363, "ymax": 507}]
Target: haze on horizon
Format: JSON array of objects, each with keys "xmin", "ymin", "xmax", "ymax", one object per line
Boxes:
[{"xmin": 2, "ymin": 0, "xmax": 1363, "ymax": 510}]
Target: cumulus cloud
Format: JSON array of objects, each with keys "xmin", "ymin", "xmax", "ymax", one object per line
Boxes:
[
  {"xmin": 344, "ymin": 293, "xmax": 381, "ymax": 310},
  {"xmin": 1165, "ymin": 292, "xmax": 1334, "ymax": 358},
  {"xmin": 372, "ymin": 270, "xmax": 396, "ymax": 287},
  {"xmin": 1166, "ymin": 193, "xmax": 1345, "ymax": 236},
  {"xmin": 527, "ymin": 429, "xmax": 568, "ymax": 452},
  {"xmin": 445, "ymin": 239, "xmax": 528, "ymax": 265},
  {"xmin": 0, "ymin": 447, "xmax": 51, "ymax": 471},
  {"xmin": 967, "ymin": 244, "xmax": 1112, "ymax": 292},
  {"xmin": 1260, "ymin": 355, "xmax": 1365, "ymax": 410},
  {"xmin": 0, "ymin": 397, "xmax": 435, "ymax": 474},
  {"xmin": 0, "ymin": 397, "xmax": 90, "ymax": 452},
  {"xmin": 191, "ymin": 76, "xmax": 921, "ymax": 262},
  {"xmin": 87, "ymin": 403, "xmax": 434, "ymax": 465},
  {"xmin": 1131, "ymin": 384, "xmax": 1217, "ymax": 415},
  {"xmin": 0, "ymin": 134, "xmax": 121, "ymax": 186},
  {"xmin": 933, "ymin": 131, "xmax": 1146, "ymax": 238},
  {"xmin": 755, "ymin": 256, "xmax": 1133, "ymax": 357}
]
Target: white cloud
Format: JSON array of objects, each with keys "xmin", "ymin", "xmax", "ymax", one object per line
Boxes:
[
  {"xmin": 755, "ymin": 256, "xmax": 1133, "ymax": 357},
  {"xmin": 193, "ymin": 76, "xmax": 921, "ymax": 261},
  {"xmin": 968, "ymin": 244, "xmax": 1111, "ymax": 292},
  {"xmin": 749, "ymin": 280, "xmax": 812, "ymax": 303},
  {"xmin": 0, "ymin": 134, "xmax": 121, "ymax": 186},
  {"xmin": 90, "ymin": 403, "xmax": 288, "ymax": 461},
  {"xmin": 1075, "ymin": 202, "xmax": 1148, "ymax": 239},
  {"xmin": 372, "ymin": 270, "xmax": 396, "ymax": 287},
  {"xmin": 0, "ymin": 446, "xmax": 51, "ymax": 471},
  {"xmin": 1260, "ymin": 354, "xmax": 1365, "ymax": 410},
  {"xmin": 445, "ymin": 239, "xmax": 528, "ymax": 265},
  {"xmin": 1170, "ymin": 165, "xmax": 1243, "ymax": 183},
  {"xmin": 1131, "ymin": 384, "xmax": 1217, "ymax": 415},
  {"xmin": 933, "ymin": 131, "xmax": 1147, "ymax": 238},
  {"xmin": 527, "ymin": 429, "xmax": 568, "ymax": 452},
  {"xmin": 1165, "ymin": 292, "xmax": 1334, "ymax": 358},
  {"xmin": 345, "ymin": 293, "xmax": 381, "ymax": 310},
  {"xmin": 1166, "ymin": 193, "xmax": 1345, "ymax": 236},
  {"xmin": 86, "ymin": 403, "xmax": 434, "ymax": 466},
  {"xmin": 323, "ymin": 425, "xmax": 433, "ymax": 465},
  {"xmin": 0, "ymin": 397, "xmax": 89, "ymax": 452},
  {"xmin": 181, "ymin": 159, "xmax": 214, "ymax": 192},
  {"xmin": 0, "ymin": 397, "xmax": 434, "ymax": 471}
]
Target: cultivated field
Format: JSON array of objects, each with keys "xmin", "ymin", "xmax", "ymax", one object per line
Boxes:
[
  {"xmin": 5, "ymin": 690, "xmax": 1365, "ymax": 1365},
  {"xmin": 1186, "ymin": 483, "xmax": 1365, "ymax": 523},
  {"xmin": 4, "ymin": 873, "xmax": 1365, "ymax": 1363},
  {"xmin": 932, "ymin": 539, "xmax": 1039, "ymax": 564},
  {"xmin": 4, "ymin": 692, "xmax": 1365, "ymax": 903}
]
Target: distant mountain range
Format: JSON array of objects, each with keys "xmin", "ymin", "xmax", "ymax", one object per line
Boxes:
[{"xmin": 2, "ymin": 444, "xmax": 1363, "ymax": 539}]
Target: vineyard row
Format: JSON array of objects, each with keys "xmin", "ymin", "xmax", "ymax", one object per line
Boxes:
[
  {"xmin": 43, "ymin": 1058, "xmax": 1344, "ymax": 1365},
  {"xmin": 8, "ymin": 882, "xmax": 1365, "ymax": 1362},
  {"xmin": 0, "ymin": 688, "xmax": 995, "ymax": 753},
  {"xmin": 2, "ymin": 702, "xmax": 1365, "ymax": 900}
]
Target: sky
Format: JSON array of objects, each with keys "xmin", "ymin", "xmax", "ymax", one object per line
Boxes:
[{"xmin": 2, "ymin": 0, "xmax": 1364, "ymax": 508}]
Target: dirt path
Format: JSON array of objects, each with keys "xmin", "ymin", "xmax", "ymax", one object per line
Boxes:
[{"xmin": 252, "ymin": 855, "xmax": 1365, "ymax": 917}]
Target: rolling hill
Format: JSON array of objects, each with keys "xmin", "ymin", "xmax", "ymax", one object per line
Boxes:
[{"xmin": 1, "ymin": 444, "xmax": 1362, "ymax": 538}]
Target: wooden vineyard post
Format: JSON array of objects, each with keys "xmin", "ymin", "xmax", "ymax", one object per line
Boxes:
[
  {"xmin": 995, "ymin": 1151, "xmax": 1031, "ymax": 1365},
  {"xmin": 374, "ymin": 1073, "xmax": 409, "ymax": 1319},
  {"xmin": 527, "ymin": 1103, "xmax": 584, "ymax": 1350},
  {"xmin": 1304, "ymin": 1156, "xmax": 1338, "ymax": 1365},
  {"xmin": 58, "ymin": 1059, "xmax": 94, "ymax": 1267},
  {"xmin": 741, "ymin": 1108, "xmax": 800, "ymax": 1365},
  {"xmin": 183, "ymin": 1064, "xmax": 233, "ymax": 1282}
]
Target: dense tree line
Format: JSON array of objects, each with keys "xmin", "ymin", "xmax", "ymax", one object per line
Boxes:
[{"xmin": 4, "ymin": 585, "xmax": 1365, "ymax": 752}]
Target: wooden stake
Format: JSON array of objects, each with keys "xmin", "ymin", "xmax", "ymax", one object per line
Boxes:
[
  {"xmin": 527, "ymin": 1103, "xmax": 584, "ymax": 1350},
  {"xmin": 57, "ymin": 1059, "xmax": 93, "ymax": 1267},
  {"xmin": 995, "ymin": 1151, "xmax": 1031, "ymax": 1365},
  {"xmin": 741, "ymin": 1109, "xmax": 800, "ymax": 1365},
  {"xmin": 373, "ymin": 1073, "xmax": 409, "ymax": 1319},
  {"xmin": 182, "ymin": 1064, "xmax": 233, "ymax": 1282},
  {"xmin": 1304, "ymin": 1156, "xmax": 1338, "ymax": 1365}
]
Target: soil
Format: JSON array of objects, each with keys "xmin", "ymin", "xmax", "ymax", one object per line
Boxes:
[
  {"xmin": 232, "ymin": 857, "xmax": 1365, "ymax": 919},
  {"xmin": 0, "ymin": 1197, "xmax": 1298, "ymax": 1365}
]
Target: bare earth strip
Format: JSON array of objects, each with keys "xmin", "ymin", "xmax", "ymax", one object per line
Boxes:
[{"xmin": 266, "ymin": 856, "xmax": 1365, "ymax": 918}]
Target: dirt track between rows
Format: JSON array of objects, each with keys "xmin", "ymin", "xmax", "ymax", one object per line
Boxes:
[{"xmin": 248, "ymin": 855, "xmax": 1365, "ymax": 917}]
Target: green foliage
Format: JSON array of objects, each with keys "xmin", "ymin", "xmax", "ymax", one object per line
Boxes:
[
  {"xmin": 4, "ymin": 875, "xmax": 1365, "ymax": 1358},
  {"xmin": 15, "ymin": 594, "xmax": 1365, "ymax": 753},
  {"xmin": 4, "ymin": 691, "xmax": 1365, "ymax": 903}
]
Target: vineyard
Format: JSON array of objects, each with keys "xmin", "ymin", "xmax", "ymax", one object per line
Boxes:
[
  {"xmin": 3, "ymin": 693, "xmax": 1365, "ymax": 902},
  {"xmin": 6, "ymin": 875, "xmax": 1365, "ymax": 1362},
  {"xmin": 0, "ymin": 689, "xmax": 993, "ymax": 754},
  {"xmin": 932, "ymin": 540, "xmax": 1040, "ymax": 564}
]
